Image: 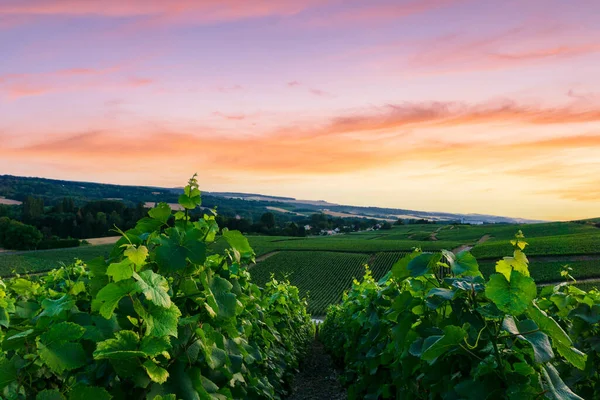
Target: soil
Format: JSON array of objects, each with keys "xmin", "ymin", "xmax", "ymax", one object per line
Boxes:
[
  {"xmin": 253, "ymin": 251, "xmax": 280, "ymax": 263},
  {"xmin": 288, "ymin": 339, "xmax": 347, "ymax": 400},
  {"xmin": 85, "ymin": 236, "xmax": 121, "ymax": 245}
]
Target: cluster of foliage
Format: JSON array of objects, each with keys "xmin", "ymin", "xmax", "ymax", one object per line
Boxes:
[
  {"xmin": 0, "ymin": 217, "xmax": 43, "ymax": 250},
  {"xmin": 20, "ymin": 196, "xmax": 151, "ymax": 240},
  {"xmin": 322, "ymin": 232, "xmax": 597, "ymax": 399},
  {"xmin": 0, "ymin": 176, "xmax": 314, "ymax": 399}
]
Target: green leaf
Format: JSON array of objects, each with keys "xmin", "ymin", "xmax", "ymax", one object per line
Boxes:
[
  {"xmin": 513, "ymin": 362, "xmax": 535, "ymax": 376},
  {"xmin": 146, "ymin": 303, "xmax": 181, "ymax": 338},
  {"xmin": 427, "ymin": 288, "xmax": 456, "ymax": 301},
  {"xmin": 37, "ymin": 389, "xmax": 66, "ymax": 400},
  {"xmin": 178, "ymin": 193, "xmax": 200, "ymax": 210},
  {"xmin": 156, "ymin": 236, "xmax": 188, "ymax": 272},
  {"xmin": 222, "ymin": 229, "xmax": 254, "ymax": 262},
  {"xmin": 555, "ymin": 341, "xmax": 587, "ymax": 371},
  {"xmin": 106, "ymin": 259, "xmax": 134, "ymax": 282},
  {"xmin": 391, "ymin": 251, "xmax": 420, "ymax": 280},
  {"xmin": 133, "ymin": 270, "xmax": 171, "ymax": 308},
  {"xmin": 207, "ymin": 345, "xmax": 228, "ymax": 370},
  {"xmin": 485, "ymin": 271, "xmax": 536, "ymax": 315},
  {"xmin": 184, "ymin": 235, "xmax": 206, "ymax": 265},
  {"xmin": 135, "ymin": 218, "xmax": 165, "ymax": 234},
  {"xmin": 41, "ymin": 322, "xmax": 85, "ymax": 343},
  {"xmin": 495, "ymin": 250, "xmax": 529, "ymax": 281},
  {"xmin": 95, "ymin": 280, "xmax": 139, "ymax": 319},
  {"xmin": 93, "ymin": 330, "xmax": 145, "ymax": 360},
  {"xmin": 148, "ymin": 203, "xmax": 172, "ymax": 224},
  {"xmin": 527, "ymin": 304, "xmax": 572, "ymax": 346},
  {"xmin": 0, "ymin": 357, "xmax": 17, "ymax": 390},
  {"xmin": 143, "ymin": 360, "xmax": 169, "ymax": 384},
  {"xmin": 502, "ymin": 317, "xmax": 553, "ymax": 363},
  {"xmin": 38, "ymin": 341, "xmax": 86, "ymax": 374},
  {"xmin": 141, "ymin": 335, "xmax": 171, "ymax": 357},
  {"xmin": 568, "ymin": 303, "xmax": 600, "ymax": 324},
  {"xmin": 39, "ymin": 295, "xmax": 75, "ymax": 318},
  {"xmin": 541, "ymin": 363, "xmax": 584, "ymax": 400},
  {"xmin": 442, "ymin": 250, "xmax": 482, "ymax": 277},
  {"xmin": 421, "ymin": 325, "xmax": 466, "ymax": 364},
  {"xmin": 68, "ymin": 385, "xmax": 112, "ymax": 400},
  {"xmin": 407, "ymin": 253, "xmax": 434, "ymax": 277},
  {"xmin": 124, "ymin": 245, "xmax": 149, "ymax": 266}
]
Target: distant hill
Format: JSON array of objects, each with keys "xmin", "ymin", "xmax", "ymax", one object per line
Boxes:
[{"xmin": 0, "ymin": 174, "xmax": 545, "ymax": 224}]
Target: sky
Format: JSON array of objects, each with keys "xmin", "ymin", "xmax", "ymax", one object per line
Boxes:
[{"xmin": 1, "ymin": 0, "xmax": 600, "ymax": 221}]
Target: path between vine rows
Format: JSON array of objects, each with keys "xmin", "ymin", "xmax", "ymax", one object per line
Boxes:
[{"xmin": 288, "ymin": 337, "xmax": 347, "ymax": 400}]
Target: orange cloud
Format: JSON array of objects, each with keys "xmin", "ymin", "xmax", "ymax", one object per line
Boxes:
[{"xmin": 3, "ymin": 99, "xmax": 600, "ymax": 174}]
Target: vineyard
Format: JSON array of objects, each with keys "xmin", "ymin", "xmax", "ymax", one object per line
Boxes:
[
  {"xmin": 321, "ymin": 236, "xmax": 600, "ymax": 399},
  {"xmin": 0, "ymin": 182, "xmax": 599, "ymax": 399},
  {"xmin": 251, "ymin": 251, "xmax": 370, "ymax": 315},
  {"xmin": 0, "ymin": 177, "xmax": 315, "ymax": 399}
]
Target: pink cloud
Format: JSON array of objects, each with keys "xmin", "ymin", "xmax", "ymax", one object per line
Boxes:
[
  {"xmin": 212, "ymin": 112, "xmax": 248, "ymax": 121},
  {"xmin": 0, "ymin": 66, "xmax": 153, "ymax": 99},
  {"xmin": 0, "ymin": 0, "xmax": 331, "ymax": 27},
  {"xmin": 309, "ymin": 88, "xmax": 333, "ymax": 98}
]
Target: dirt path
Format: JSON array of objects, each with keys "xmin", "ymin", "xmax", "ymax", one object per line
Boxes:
[
  {"xmin": 85, "ymin": 236, "xmax": 120, "ymax": 245},
  {"xmin": 452, "ymin": 234, "xmax": 492, "ymax": 254},
  {"xmin": 254, "ymin": 251, "xmax": 280, "ymax": 263},
  {"xmin": 288, "ymin": 339, "xmax": 346, "ymax": 400}
]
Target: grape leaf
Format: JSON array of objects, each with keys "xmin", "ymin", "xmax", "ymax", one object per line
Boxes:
[
  {"xmin": 485, "ymin": 271, "xmax": 536, "ymax": 315},
  {"xmin": 148, "ymin": 203, "xmax": 172, "ymax": 224},
  {"xmin": 36, "ymin": 389, "xmax": 66, "ymax": 400},
  {"xmin": 542, "ymin": 363, "xmax": 584, "ymax": 400},
  {"xmin": 222, "ymin": 229, "xmax": 254, "ymax": 262},
  {"xmin": 93, "ymin": 330, "xmax": 145, "ymax": 360},
  {"xmin": 143, "ymin": 360, "xmax": 169, "ymax": 383},
  {"xmin": 0, "ymin": 357, "xmax": 17, "ymax": 390},
  {"xmin": 124, "ymin": 245, "xmax": 149, "ymax": 267},
  {"xmin": 140, "ymin": 335, "xmax": 171, "ymax": 357},
  {"xmin": 442, "ymin": 250, "xmax": 482, "ymax": 277},
  {"xmin": 421, "ymin": 325, "xmax": 466, "ymax": 364},
  {"xmin": 106, "ymin": 259, "xmax": 134, "ymax": 282},
  {"xmin": 68, "ymin": 385, "xmax": 112, "ymax": 400},
  {"xmin": 95, "ymin": 280, "xmax": 139, "ymax": 319},
  {"xmin": 133, "ymin": 270, "xmax": 171, "ymax": 308},
  {"xmin": 37, "ymin": 341, "xmax": 86, "ymax": 374},
  {"xmin": 146, "ymin": 303, "xmax": 181, "ymax": 338},
  {"xmin": 39, "ymin": 295, "xmax": 76, "ymax": 318}
]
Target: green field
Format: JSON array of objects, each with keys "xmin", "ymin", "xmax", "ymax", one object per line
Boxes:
[
  {"xmin": 0, "ymin": 244, "xmax": 112, "ymax": 276},
  {"xmin": 479, "ymin": 257, "xmax": 600, "ymax": 283},
  {"xmin": 2, "ymin": 219, "xmax": 598, "ymax": 317},
  {"xmin": 251, "ymin": 251, "xmax": 371, "ymax": 316}
]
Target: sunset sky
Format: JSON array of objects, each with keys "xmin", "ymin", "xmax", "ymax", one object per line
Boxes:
[{"xmin": 1, "ymin": 0, "xmax": 600, "ymax": 221}]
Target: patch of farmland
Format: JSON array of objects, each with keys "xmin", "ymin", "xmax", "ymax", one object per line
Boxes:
[
  {"xmin": 369, "ymin": 252, "xmax": 407, "ymax": 281},
  {"xmin": 250, "ymin": 251, "xmax": 370, "ymax": 316},
  {"xmin": 471, "ymin": 233, "xmax": 600, "ymax": 259},
  {"xmin": 0, "ymin": 197, "xmax": 22, "ymax": 205},
  {"xmin": 256, "ymin": 238, "xmax": 462, "ymax": 253},
  {"xmin": 144, "ymin": 202, "xmax": 185, "ymax": 211},
  {"xmin": 0, "ymin": 244, "xmax": 113, "ymax": 276},
  {"xmin": 479, "ymin": 256, "xmax": 600, "ymax": 283}
]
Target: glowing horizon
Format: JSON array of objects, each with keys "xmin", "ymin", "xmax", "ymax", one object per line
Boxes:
[{"xmin": 1, "ymin": 0, "xmax": 600, "ymax": 221}]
